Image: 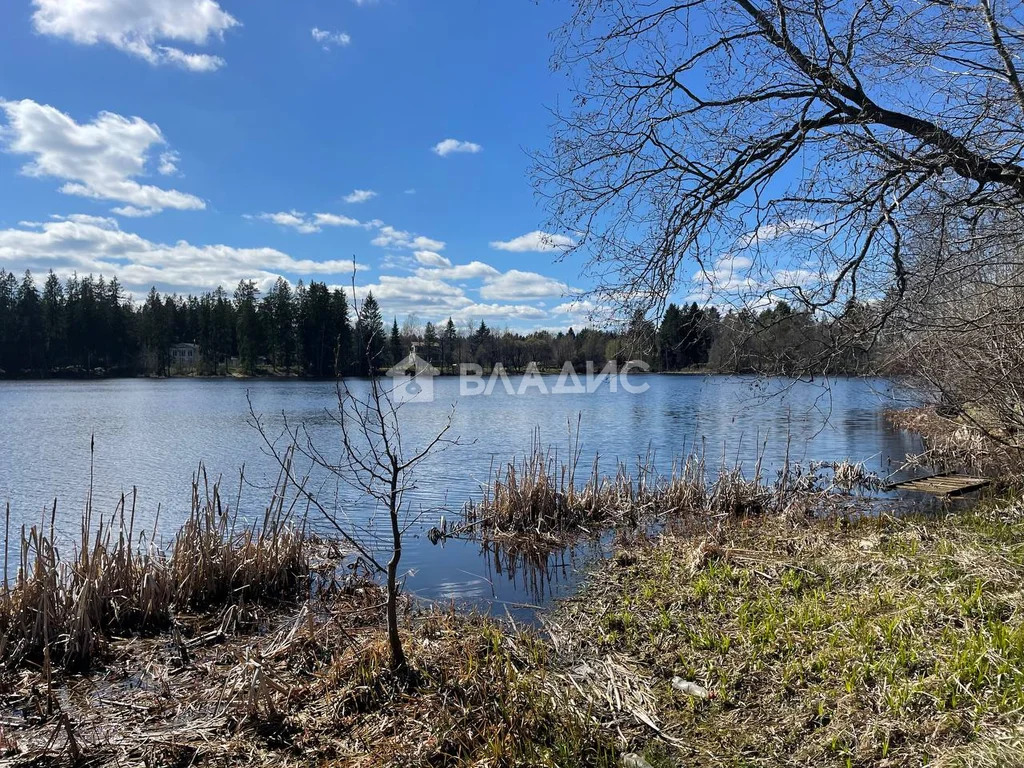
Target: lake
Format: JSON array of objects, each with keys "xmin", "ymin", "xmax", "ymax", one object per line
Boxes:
[{"xmin": 0, "ymin": 374, "xmax": 920, "ymax": 612}]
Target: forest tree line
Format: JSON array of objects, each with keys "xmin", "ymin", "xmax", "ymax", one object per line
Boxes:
[{"xmin": 0, "ymin": 269, "xmax": 881, "ymax": 378}]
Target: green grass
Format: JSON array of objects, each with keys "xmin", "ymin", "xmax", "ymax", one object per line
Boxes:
[{"xmin": 553, "ymin": 499, "xmax": 1024, "ymax": 766}]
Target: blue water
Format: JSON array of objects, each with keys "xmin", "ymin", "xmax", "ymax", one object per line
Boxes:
[{"xmin": 0, "ymin": 375, "xmax": 920, "ymax": 611}]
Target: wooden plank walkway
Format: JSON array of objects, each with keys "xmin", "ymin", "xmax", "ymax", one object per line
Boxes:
[{"xmin": 887, "ymin": 472, "xmax": 992, "ymax": 498}]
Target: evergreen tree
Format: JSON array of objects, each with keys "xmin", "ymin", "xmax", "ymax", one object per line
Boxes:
[
  {"xmin": 390, "ymin": 319, "xmax": 403, "ymax": 366},
  {"xmin": 298, "ymin": 281, "xmax": 327, "ymax": 376},
  {"xmin": 471, "ymin": 321, "xmax": 494, "ymax": 368},
  {"xmin": 441, "ymin": 317, "xmax": 458, "ymax": 372},
  {"xmin": 41, "ymin": 271, "xmax": 66, "ymax": 369},
  {"xmin": 330, "ymin": 288, "xmax": 351, "ymax": 375},
  {"xmin": 657, "ymin": 303, "xmax": 683, "ymax": 370},
  {"xmin": 422, "ymin": 321, "xmax": 438, "ymax": 364},
  {"xmin": 141, "ymin": 287, "xmax": 172, "ymax": 375},
  {"xmin": 0, "ymin": 270, "xmax": 16, "ymax": 372},
  {"xmin": 104, "ymin": 276, "xmax": 133, "ymax": 369},
  {"xmin": 262, "ymin": 277, "xmax": 295, "ymax": 372},
  {"xmin": 15, "ymin": 271, "xmax": 44, "ymax": 372},
  {"xmin": 234, "ymin": 280, "xmax": 261, "ymax": 375},
  {"xmin": 211, "ymin": 287, "xmax": 235, "ymax": 371},
  {"xmin": 0, "ymin": 268, "xmax": 868, "ymax": 380},
  {"xmin": 354, "ymin": 292, "xmax": 386, "ymax": 375}
]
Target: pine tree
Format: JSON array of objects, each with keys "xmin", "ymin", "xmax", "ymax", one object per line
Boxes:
[
  {"xmin": 141, "ymin": 287, "xmax": 171, "ymax": 375},
  {"xmin": 471, "ymin": 320, "xmax": 493, "ymax": 368},
  {"xmin": 0, "ymin": 270, "xmax": 16, "ymax": 373},
  {"xmin": 298, "ymin": 282, "xmax": 326, "ymax": 376},
  {"xmin": 330, "ymin": 289, "xmax": 351, "ymax": 375},
  {"xmin": 211, "ymin": 286, "xmax": 235, "ymax": 371},
  {"xmin": 234, "ymin": 280, "xmax": 261, "ymax": 375},
  {"xmin": 15, "ymin": 271, "xmax": 44, "ymax": 372},
  {"xmin": 390, "ymin": 319, "xmax": 403, "ymax": 367},
  {"xmin": 355, "ymin": 292, "xmax": 386, "ymax": 375},
  {"xmin": 262, "ymin": 277, "xmax": 295, "ymax": 372},
  {"xmin": 442, "ymin": 317, "xmax": 458, "ymax": 372},
  {"xmin": 422, "ymin": 321, "xmax": 438, "ymax": 364},
  {"xmin": 41, "ymin": 271, "xmax": 66, "ymax": 369},
  {"xmin": 625, "ymin": 309, "xmax": 657, "ymax": 365},
  {"xmin": 657, "ymin": 303, "xmax": 683, "ymax": 370}
]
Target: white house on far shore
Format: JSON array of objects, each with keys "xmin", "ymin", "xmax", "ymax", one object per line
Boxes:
[{"xmin": 169, "ymin": 342, "xmax": 199, "ymax": 372}]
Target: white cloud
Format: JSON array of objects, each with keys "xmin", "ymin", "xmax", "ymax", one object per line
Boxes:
[
  {"xmin": 311, "ymin": 27, "xmax": 351, "ymax": 49},
  {"xmin": 479, "ymin": 270, "xmax": 570, "ymax": 300},
  {"xmin": 451, "ymin": 303, "xmax": 548, "ymax": 322},
  {"xmin": 551, "ymin": 299, "xmax": 615, "ymax": 327},
  {"xmin": 371, "ymin": 225, "xmax": 445, "ymax": 251},
  {"xmin": 351, "ymin": 275, "xmax": 471, "ymax": 316},
  {"xmin": 252, "ymin": 210, "xmax": 320, "ymax": 234},
  {"xmin": 157, "ymin": 46, "xmax": 225, "ymax": 72},
  {"xmin": 414, "ymin": 250, "xmax": 451, "ymax": 268},
  {"xmin": 737, "ymin": 218, "xmax": 819, "ymax": 249},
  {"xmin": 343, "ymin": 188, "xmax": 376, "ymax": 204},
  {"xmin": 0, "ymin": 215, "xmax": 595, "ymax": 331},
  {"xmin": 314, "ymin": 212, "xmax": 362, "ymax": 228},
  {"xmin": 695, "ymin": 254, "xmax": 757, "ymax": 293},
  {"xmin": 157, "ymin": 150, "xmax": 180, "ymax": 175},
  {"xmin": 0, "ymin": 99, "xmax": 204, "ymax": 216},
  {"xmin": 247, "ymin": 211, "xmax": 446, "ymax": 262},
  {"xmin": 404, "ymin": 188, "xmax": 416, "ymax": 195},
  {"xmin": 349, "ymin": 271, "xmax": 562, "ymax": 326},
  {"xmin": 248, "ymin": 210, "xmax": 364, "ymax": 234},
  {"xmin": 489, "ymin": 230, "xmax": 574, "ymax": 253},
  {"xmin": 0, "ymin": 215, "xmax": 365, "ymax": 294},
  {"xmin": 432, "ymin": 138, "xmax": 482, "ymax": 157},
  {"xmin": 31, "ymin": 0, "xmax": 238, "ymax": 71},
  {"xmin": 112, "ymin": 205, "xmax": 159, "ymax": 218},
  {"xmin": 411, "ymin": 235, "xmax": 444, "ymax": 251},
  {"xmin": 417, "ymin": 261, "xmax": 501, "ymax": 281}
]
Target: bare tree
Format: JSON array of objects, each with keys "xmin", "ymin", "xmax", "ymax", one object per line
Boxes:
[
  {"xmin": 539, "ymin": 0, "xmax": 1024, "ymax": 322},
  {"xmin": 881, "ymin": 210, "xmax": 1024, "ymax": 454},
  {"xmin": 250, "ymin": 328, "xmax": 457, "ymax": 676}
]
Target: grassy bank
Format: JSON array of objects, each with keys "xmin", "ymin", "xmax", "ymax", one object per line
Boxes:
[
  {"xmin": 7, "ymin": 490, "xmax": 1024, "ymax": 766},
  {"xmin": 552, "ymin": 500, "xmax": 1024, "ymax": 767}
]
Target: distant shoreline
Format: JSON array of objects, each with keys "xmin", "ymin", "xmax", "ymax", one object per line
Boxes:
[{"xmin": 0, "ymin": 368, "xmax": 880, "ymax": 383}]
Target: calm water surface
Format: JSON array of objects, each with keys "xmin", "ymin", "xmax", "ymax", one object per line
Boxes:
[{"xmin": 0, "ymin": 375, "xmax": 920, "ymax": 612}]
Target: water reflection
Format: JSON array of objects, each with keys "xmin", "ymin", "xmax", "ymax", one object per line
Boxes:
[{"xmin": 0, "ymin": 375, "xmax": 922, "ymax": 612}]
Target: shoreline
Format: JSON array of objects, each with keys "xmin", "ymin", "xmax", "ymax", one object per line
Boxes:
[
  {"xmin": 0, "ymin": 369, "xmax": 887, "ymax": 383},
  {"xmin": 3, "ymin": 493, "xmax": 1020, "ymax": 766},
  {"xmin": 2, "ymin": 407, "xmax": 1000, "ymax": 765}
]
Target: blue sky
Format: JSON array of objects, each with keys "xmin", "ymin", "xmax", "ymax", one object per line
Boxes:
[{"xmin": 0, "ymin": 0, "xmax": 603, "ymax": 330}]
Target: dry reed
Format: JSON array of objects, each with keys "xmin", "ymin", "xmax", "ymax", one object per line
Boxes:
[
  {"xmin": 462, "ymin": 433, "xmax": 851, "ymax": 545},
  {"xmin": 0, "ymin": 463, "xmax": 309, "ymax": 671},
  {"xmin": 889, "ymin": 406, "xmax": 1021, "ymax": 479}
]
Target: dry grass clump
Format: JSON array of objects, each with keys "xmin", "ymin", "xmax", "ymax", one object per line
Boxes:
[
  {"xmin": 171, "ymin": 468, "xmax": 308, "ymax": 609},
  {"xmin": 0, "ymin": 466, "xmax": 309, "ymax": 671},
  {"xmin": 553, "ymin": 500, "xmax": 1024, "ymax": 766},
  {"xmin": 462, "ymin": 435, "xmax": 855, "ymax": 546},
  {"xmin": 2, "ymin": 585, "xmax": 622, "ymax": 767},
  {"xmin": 889, "ymin": 406, "xmax": 1021, "ymax": 479},
  {"xmin": 299, "ymin": 612, "xmax": 617, "ymax": 766}
]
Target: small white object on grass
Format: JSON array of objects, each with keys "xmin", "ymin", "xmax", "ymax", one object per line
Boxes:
[
  {"xmin": 621, "ymin": 753, "xmax": 654, "ymax": 768},
  {"xmin": 671, "ymin": 676, "xmax": 710, "ymax": 698}
]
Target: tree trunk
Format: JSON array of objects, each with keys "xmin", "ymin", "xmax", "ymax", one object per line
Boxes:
[{"xmin": 386, "ymin": 474, "xmax": 407, "ymax": 674}]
